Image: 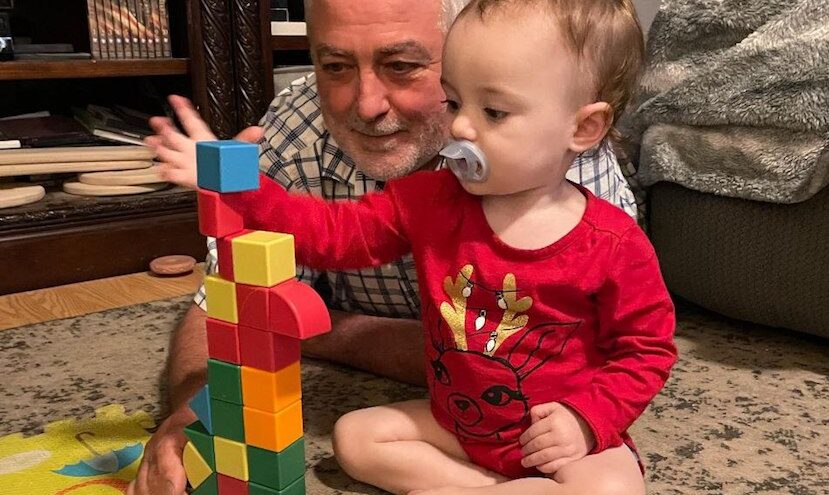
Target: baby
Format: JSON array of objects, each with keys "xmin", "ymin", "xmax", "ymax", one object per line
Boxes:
[{"xmin": 187, "ymin": 0, "xmax": 676, "ymax": 493}]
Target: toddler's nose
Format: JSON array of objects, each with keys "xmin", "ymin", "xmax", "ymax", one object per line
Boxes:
[{"xmin": 450, "ymin": 114, "xmax": 477, "ymax": 142}]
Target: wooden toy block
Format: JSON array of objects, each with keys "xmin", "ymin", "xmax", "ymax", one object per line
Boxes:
[
  {"xmin": 217, "ymin": 230, "xmax": 252, "ymax": 281},
  {"xmin": 267, "ymin": 279, "xmax": 332, "ymax": 339},
  {"xmin": 232, "ymin": 231, "xmax": 296, "ymax": 287},
  {"xmin": 189, "ymin": 385, "xmax": 214, "ymax": 434},
  {"xmin": 241, "ymin": 362, "xmax": 301, "ymax": 413},
  {"xmin": 214, "ymin": 436, "xmax": 249, "ymax": 481},
  {"xmin": 206, "ymin": 318, "xmax": 241, "ymax": 364},
  {"xmin": 239, "ymin": 325, "xmax": 300, "ymax": 372},
  {"xmin": 192, "ymin": 473, "xmax": 219, "ymax": 495},
  {"xmin": 243, "ymin": 400, "xmax": 303, "ymax": 452},
  {"xmin": 211, "ymin": 398, "xmax": 246, "ymax": 442},
  {"xmin": 217, "ymin": 473, "xmax": 250, "ymax": 495},
  {"xmin": 205, "ymin": 274, "xmax": 238, "ymax": 324},
  {"xmin": 183, "ymin": 440, "xmax": 213, "ymax": 490},
  {"xmin": 198, "ymin": 189, "xmax": 244, "ymax": 238},
  {"xmin": 248, "ymin": 438, "xmax": 305, "ymax": 490},
  {"xmin": 249, "ymin": 477, "xmax": 305, "ymax": 495},
  {"xmin": 237, "ymin": 284, "xmax": 271, "ymax": 330},
  {"xmin": 196, "ymin": 140, "xmax": 260, "ymax": 193},
  {"xmin": 185, "ymin": 421, "xmax": 216, "ymax": 470},
  {"xmin": 207, "ymin": 359, "xmax": 243, "ymax": 404}
]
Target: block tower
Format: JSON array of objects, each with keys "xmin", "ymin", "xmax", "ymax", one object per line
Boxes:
[{"xmin": 182, "ymin": 140, "xmax": 331, "ymax": 495}]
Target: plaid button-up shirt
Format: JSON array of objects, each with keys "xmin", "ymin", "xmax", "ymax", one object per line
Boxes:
[{"xmin": 194, "ymin": 74, "xmax": 638, "ymax": 319}]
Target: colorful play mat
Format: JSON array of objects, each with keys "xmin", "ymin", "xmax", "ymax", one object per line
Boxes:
[{"xmin": 0, "ymin": 405, "xmax": 153, "ymax": 494}]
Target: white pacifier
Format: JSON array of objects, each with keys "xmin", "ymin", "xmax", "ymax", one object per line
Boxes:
[{"xmin": 439, "ymin": 140, "xmax": 489, "ymax": 183}]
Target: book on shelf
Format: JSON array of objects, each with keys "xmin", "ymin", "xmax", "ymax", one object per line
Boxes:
[
  {"xmin": 14, "ymin": 53, "xmax": 93, "ymax": 60},
  {"xmin": 159, "ymin": 0, "xmax": 171, "ymax": 57},
  {"xmin": 14, "ymin": 43, "xmax": 74, "ymax": 54},
  {"xmin": 0, "ymin": 116, "xmax": 100, "ymax": 149},
  {"xmin": 73, "ymin": 105, "xmax": 152, "ymax": 145}
]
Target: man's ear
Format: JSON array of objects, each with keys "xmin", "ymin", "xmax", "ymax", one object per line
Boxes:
[{"xmin": 570, "ymin": 102, "xmax": 613, "ymax": 153}]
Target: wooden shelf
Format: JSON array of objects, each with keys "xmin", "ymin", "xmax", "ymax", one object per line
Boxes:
[
  {"xmin": 0, "ymin": 58, "xmax": 190, "ymax": 81},
  {"xmin": 271, "ymin": 36, "xmax": 309, "ymax": 51}
]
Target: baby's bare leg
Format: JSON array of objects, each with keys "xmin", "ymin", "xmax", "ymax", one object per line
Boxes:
[
  {"xmin": 332, "ymin": 399, "xmax": 506, "ymax": 494},
  {"xmin": 432, "ymin": 445, "xmax": 644, "ymax": 495}
]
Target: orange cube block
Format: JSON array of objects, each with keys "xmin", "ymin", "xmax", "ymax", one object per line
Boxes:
[
  {"xmin": 241, "ymin": 362, "xmax": 301, "ymax": 413},
  {"xmin": 244, "ymin": 400, "xmax": 303, "ymax": 452}
]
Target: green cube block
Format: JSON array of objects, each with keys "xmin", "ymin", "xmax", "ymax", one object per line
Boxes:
[
  {"xmin": 210, "ymin": 398, "xmax": 245, "ymax": 442},
  {"xmin": 192, "ymin": 473, "xmax": 218, "ymax": 495},
  {"xmin": 207, "ymin": 359, "xmax": 243, "ymax": 404},
  {"xmin": 250, "ymin": 476, "xmax": 305, "ymax": 495},
  {"xmin": 248, "ymin": 437, "xmax": 305, "ymax": 490},
  {"xmin": 184, "ymin": 421, "xmax": 215, "ymax": 470}
]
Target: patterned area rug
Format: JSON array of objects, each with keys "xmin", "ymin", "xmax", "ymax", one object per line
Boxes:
[{"xmin": 1, "ymin": 297, "xmax": 827, "ymax": 494}]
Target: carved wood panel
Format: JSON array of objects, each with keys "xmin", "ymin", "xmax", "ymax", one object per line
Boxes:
[
  {"xmin": 231, "ymin": 0, "xmax": 274, "ymax": 129},
  {"xmin": 188, "ymin": 0, "xmax": 238, "ymax": 139}
]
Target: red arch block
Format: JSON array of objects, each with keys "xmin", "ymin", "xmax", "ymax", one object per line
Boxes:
[{"xmin": 267, "ymin": 279, "xmax": 331, "ymax": 339}]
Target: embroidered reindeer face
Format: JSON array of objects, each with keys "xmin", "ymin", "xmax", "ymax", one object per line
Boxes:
[{"xmin": 431, "ymin": 265, "xmax": 578, "ymax": 440}]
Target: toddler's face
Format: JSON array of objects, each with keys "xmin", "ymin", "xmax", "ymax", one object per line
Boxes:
[{"xmin": 441, "ymin": 10, "xmax": 593, "ymax": 197}]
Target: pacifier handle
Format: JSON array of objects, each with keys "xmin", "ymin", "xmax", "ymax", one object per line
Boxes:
[{"xmin": 439, "ymin": 140, "xmax": 489, "ymax": 183}]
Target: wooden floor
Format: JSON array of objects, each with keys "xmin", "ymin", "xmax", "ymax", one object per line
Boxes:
[{"xmin": 0, "ymin": 264, "xmax": 204, "ymax": 331}]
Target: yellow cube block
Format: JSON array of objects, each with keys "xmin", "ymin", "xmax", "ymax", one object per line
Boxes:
[
  {"xmin": 214, "ymin": 436, "xmax": 248, "ymax": 480},
  {"xmin": 241, "ymin": 362, "xmax": 302, "ymax": 413},
  {"xmin": 232, "ymin": 231, "xmax": 296, "ymax": 287},
  {"xmin": 244, "ymin": 400, "xmax": 303, "ymax": 452},
  {"xmin": 204, "ymin": 274, "xmax": 238, "ymax": 323},
  {"xmin": 182, "ymin": 441, "xmax": 212, "ymax": 490}
]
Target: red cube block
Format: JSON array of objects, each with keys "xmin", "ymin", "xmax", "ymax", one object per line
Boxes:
[
  {"xmin": 239, "ymin": 325, "xmax": 300, "ymax": 372},
  {"xmin": 216, "ymin": 230, "xmax": 251, "ymax": 281},
  {"xmin": 206, "ymin": 318, "xmax": 241, "ymax": 364},
  {"xmin": 236, "ymin": 284, "xmax": 270, "ymax": 331},
  {"xmin": 268, "ymin": 279, "xmax": 332, "ymax": 340},
  {"xmin": 198, "ymin": 189, "xmax": 244, "ymax": 238},
  {"xmin": 217, "ymin": 473, "xmax": 249, "ymax": 495}
]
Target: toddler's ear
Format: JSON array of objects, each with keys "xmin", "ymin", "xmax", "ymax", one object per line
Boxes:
[{"xmin": 570, "ymin": 102, "xmax": 613, "ymax": 153}]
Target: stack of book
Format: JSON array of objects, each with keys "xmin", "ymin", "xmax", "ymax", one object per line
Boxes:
[{"xmin": 85, "ymin": 0, "xmax": 172, "ymax": 59}]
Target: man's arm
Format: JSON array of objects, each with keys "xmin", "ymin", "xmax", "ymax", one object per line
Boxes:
[
  {"xmin": 127, "ymin": 304, "xmax": 209, "ymax": 495},
  {"xmin": 304, "ymin": 309, "xmax": 426, "ymax": 387}
]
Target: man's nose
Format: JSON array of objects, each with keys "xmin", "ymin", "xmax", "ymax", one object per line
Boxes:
[
  {"xmin": 450, "ymin": 113, "xmax": 476, "ymax": 142},
  {"xmin": 356, "ymin": 70, "xmax": 391, "ymax": 122}
]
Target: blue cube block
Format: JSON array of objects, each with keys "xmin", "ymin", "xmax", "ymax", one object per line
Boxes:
[{"xmin": 196, "ymin": 140, "xmax": 260, "ymax": 192}]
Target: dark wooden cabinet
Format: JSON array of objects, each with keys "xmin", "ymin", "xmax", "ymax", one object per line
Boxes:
[{"xmin": 0, "ymin": 0, "xmax": 277, "ymax": 294}]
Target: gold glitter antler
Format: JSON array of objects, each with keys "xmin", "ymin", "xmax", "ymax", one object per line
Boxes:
[
  {"xmin": 439, "ymin": 264, "xmax": 473, "ymax": 351},
  {"xmin": 486, "ymin": 273, "xmax": 532, "ymax": 356}
]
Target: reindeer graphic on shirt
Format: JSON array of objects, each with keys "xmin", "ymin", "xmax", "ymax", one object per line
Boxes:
[{"xmin": 429, "ymin": 264, "xmax": 579, "ymax": 441}]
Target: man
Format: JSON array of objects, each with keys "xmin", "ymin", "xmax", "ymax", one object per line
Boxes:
[{"xmin": 128, "ymin": 0, "xmax": 637, "ymax": 493}]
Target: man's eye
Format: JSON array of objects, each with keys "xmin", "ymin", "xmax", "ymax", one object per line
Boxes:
[
  {"xmin": 322, "ymin": 63, "xmax": 349, "ymax": 74},
  {"xmin": 484, "ymin": 108, "xmax": 508, "ymax": 121},
  {"xmin": 387, "ymin": 61, "xmax": 418, "ymax": 74},
  {"xmin": 442, "ymin": 99, "xmax": 460, "ymax": 113}
]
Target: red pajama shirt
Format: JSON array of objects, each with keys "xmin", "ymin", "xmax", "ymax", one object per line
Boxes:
[{"xmin": 225, "ymin": 169, "xmax": 677, "ymax": 478}]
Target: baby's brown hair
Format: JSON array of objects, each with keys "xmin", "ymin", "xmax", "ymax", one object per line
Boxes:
[{"xmin": 457, "ymin": 0, "xmax": 645, "ymax": 147}]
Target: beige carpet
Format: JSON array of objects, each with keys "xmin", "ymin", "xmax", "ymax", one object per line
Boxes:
[{"xmin": 1, "ymin": 297, "xmax": 827, "ymax": 494}]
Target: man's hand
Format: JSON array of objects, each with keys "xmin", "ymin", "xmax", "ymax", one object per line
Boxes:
[
  {"xmin": 127, "ymin": 410, "xmax": 194, "ymax": 495},
  {"xmin": 146, "ymin": 95, "xmax": 265, "ymax": 189},
  {"xmin": 518, "ymin": 402, "xmax": 596, "ymax": 474}
]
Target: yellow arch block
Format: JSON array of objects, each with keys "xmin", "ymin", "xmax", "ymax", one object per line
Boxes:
[{"xmin": 183, "ymin": 441, "xmax": 212, "ymax": 489}]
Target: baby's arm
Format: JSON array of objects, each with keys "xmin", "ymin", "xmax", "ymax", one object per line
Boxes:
[
  {"xmin": 559, "ymin": 227, "xmax": 678, "ymax": 453},
  {"xmin": 222, "ymin": 174, "xmax": 413, "ymax": 272}
]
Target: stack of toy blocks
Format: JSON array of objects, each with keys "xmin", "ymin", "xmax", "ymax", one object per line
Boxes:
[{"xmin": 182, "ymin": 140, "xmax": 332, "ymax": 495}]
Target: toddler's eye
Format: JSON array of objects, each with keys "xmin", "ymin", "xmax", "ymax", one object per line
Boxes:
[
  {"xmin": 484, "ymin": 108, "xmax": 508, "ymax": 121},
  {"xmin": 442, "ymin": 99, "xmax": 460, "ymax": 113}
]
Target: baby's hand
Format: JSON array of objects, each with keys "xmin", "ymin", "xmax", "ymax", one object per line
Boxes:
[
  {"xmin": 145, "ymin": 95, "xmax": 263, "ymax": 189},
  {"xmin": 518, "ymin": 402, "xmax": 595, "ymax": 474}
]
